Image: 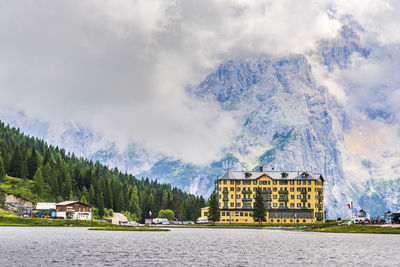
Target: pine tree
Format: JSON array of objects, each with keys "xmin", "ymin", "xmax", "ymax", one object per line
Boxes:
[
  {"xmin": 253, "ymin": 187, "xmax": 266, "ymax": 227},
  {"xmin": 97, "ymin": 193, "xmax": 105, "ymax": 218},
  {"xmin": 9, "ymin": 146, "xmax": 23, "ymax": 178},
  {"xmin": 21, "ymin": 159, "xmax": 28, "ymax": 180},
  {"xmin": 33, "ymin": 168, "xmax": 44, "ymax": 198},
  {"xmin": 82, "ymin": 186, "xmax": 89, "ymax": 202},
  {"xmin": 64, "ymin": 173, "xmax": 72, "ymax": 199},
  {"xmin": 27, "ymin": 148, "xmax": 39, "ymax": 179},
  {"xmin": 129, "ymin": 186, "xmax": 141, "ymax": 221},
  {"xmin": 207, "ymin": 191, "xmax": 220, "ymax": 224},
  {"xmin": 0, "ymin": 156, "xmax": 5, "ymax": 181},
  {"xmin": 89, "ymin": 184, "xmax": 95, "ymax": 205},
  {"xmin": 81, "ymin": 194, "xmax": 88, "ymax": 204}
]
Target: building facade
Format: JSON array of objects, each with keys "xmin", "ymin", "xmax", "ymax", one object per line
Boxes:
[
  {"xmin": 56, "ymin": 201, "xmax": 92, "ymax": 220},
  {"xmin": 215, "ymin": 169, "xmax": 325, "ymax": 223}
]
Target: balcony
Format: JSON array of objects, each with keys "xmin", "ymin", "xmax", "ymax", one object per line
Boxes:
[
  {"xmin": 317, "ymin": 196, "xmax": 323, "ymax": 202},
  {"xmin": 223, "ymin": 196, "xmax": 229, "ymax": 201},
  {"xmin": 242, "ymin": 189, "xmax": 252, "ymax": 194},
  {"xmin": 263, "ymin": 189, "xmax": 272, "ymax": 194},
  {"xmin": 278, "ymin": 197, "xmax": 288, "ymax": 202},
  {"xmin": 242, "ymin": 206, "xmax": 252, "ymax": 210},
  {"xmin": 242, "ymin": 197, "xmax": 252, "ymax": 202},
  {"xmin": 278, "ymin": 190, "xmax": 289, "ymax": 194},
  {"xmin": 264, "ymin": 196, "xmax": 272, "ymax": 202}
]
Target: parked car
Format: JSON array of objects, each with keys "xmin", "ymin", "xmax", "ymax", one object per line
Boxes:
[
  {"xmin": 122, "ymin": 221, "xmax": 138, "ymax": 226},
  {"xmin": 152, "ymin": 218, "xmax": 170, "ymax": 225},
  {"xmin": 196, "ymin": 218, "xmax": 209, "ymax": 224}
]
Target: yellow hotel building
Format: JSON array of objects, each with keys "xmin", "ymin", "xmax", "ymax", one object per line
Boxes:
[{"xmin": 204, "ymin": 168, "xmax": 325, "ymax": 223}]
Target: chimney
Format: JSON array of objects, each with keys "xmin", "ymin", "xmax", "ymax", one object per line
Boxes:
[{"xmin": 259, "ymin": 166, "xmax": 263, "ymax": 172}]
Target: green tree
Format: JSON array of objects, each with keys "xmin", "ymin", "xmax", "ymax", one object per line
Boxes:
[
  {"xmin": 81, "ymin": 194, "xmax": 88, "ymax": 204},
  {"xmin": 89, "ymin": 184, "xmax": 95, "ymax": 205},
  {"xmin": 207, "ymin": 191, "xmax": 220, "ymax": 224},
  {"xmin": 27, "ymin": 148, "xmax": 39, "ymax": 179},
  {"xmin": 9, "ymin": 146, "xmax": 23, "ymax": 178},
  {"xmin": 253, "ymin": 187, "xmax": 266, "ymax": 227},
  {"xmin": 159, "ymin": 209, "xmax": 175, "ymax": 221},
  {"xmin": 128, "ymin": 186, "xmax": 141, "ymax": 220},
  {"xmin": 97, "ymin": 193, "xmax": 105, "ymax": 218},
  {"xmin": 33, "ymin": 168, "xmax": 44, "ymax": 198},
  {"xmin": 0, "ymin": 156, "xmax": 5, "ymax": 181}
]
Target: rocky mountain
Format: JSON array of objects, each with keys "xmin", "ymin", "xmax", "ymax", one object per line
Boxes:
[{"xmin": 2, "ymin": 26, "xmax": 399, "ymax": 219}]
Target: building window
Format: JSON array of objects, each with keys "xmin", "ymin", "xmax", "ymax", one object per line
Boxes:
[
  {"xmin": 273, "ymin": 195, "xmax": 277, "ymax": 199},
  {"xmin": 231, "ymin": 194, "xmax": 234, "ymax": 199},
  {"xmin": 235, "ymin": 212, "xmax": 239, "ymax": 216},
  {"xmin": 308, "ymin": 203, "xmax": 311, "ymax": 208},
  {"xmin": 245, "ymin": 212, "xmax": 248, "ymax": 216},
  {"xmin": 290, "ymin": 181, "xmax": 294, "ymax": 185},
  {"xmin": 237, "ymin": 194, "xmax": 241, "ymax": 199},
  {"xmin": 230, "ymin": 187, "xmax": 234, "ymax": 191},
  {"xmin": 290, "ymin": 188, "xmax": 294, "ymax": 192},
  {"xmin": 204, "ymin": 212, "xmax": 208, "ymax": 216},
  {"xmin": 308, "ymin": 187, "xmax": 311, "ymax": 192},
  {"xmin": 222, "ymin": 212, "xmax": 225, "ymax": 216},
  {"xmin": 297, "ymin": 203, "xmax": 301, "ymax": 207},
  {"xmin": 273, "ymin": 181, "xmax": 277, "ymax": 185},
  {"xmin": 308, "ymin": 195, "xmax": 311, "ymax": 199},
  {"xmin": 219, "ymin": 180, "xmax": 221, "ymax": 184},
  {"xmin": 290, "ymin": 203, "xmax": 294, "ymax": 208},
  {"xmin": 240, "ymin": 212, "xmax": 243, "ymax": 216},
  {"xmin": 224, "ymin": 180, "xmax": 227, "ymax": 185},
  {"xmin": 308, "ymin": 181, "xmax": 311, "ymax": 185},
  {"xmin": 237, "ymin": 187, "xmax": 241, "ymax": 191},
  {"xmin": 273, "ymin": 203, "xmax": 277, "ymax": 207},
  {"xmin": 291, "ymin": 195, "xmax": 294, "ymax": 199},
  {"xmin": 236, "ymin": 203, "xmax": 241, "ymax": 207},
  {"xmin": 297, "ymin": 195, "xmax": 301, "ymax": 199},
  {"xmin": 236, "ymin": 181, "xmax": 241, "ymax": 185},
  {"xmin": 230, "ymin": 203, "xmax": 234, "ymax": 207},
  {"xmin": 303, "ymin": 181, "xmax": 306, "ymax": 185},
  {"xmin": 227, "ymin": 212, "xmax": 230, "ymax": 216},
  {"xmin": 297, "ymin": 181, "xmax": 301, "ymax": 185},
  {"xmin": 230, "ymin": 180, "xmax": 234, "ymax": 185},
  {"xmin": 273, "ymin": 187, "xmax": 277, "ymax": 191}
]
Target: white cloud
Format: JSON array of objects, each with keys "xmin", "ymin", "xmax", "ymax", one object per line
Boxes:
[{"xmin": 3, "ymin": 0, "xmax": 400, "ymax": 164}]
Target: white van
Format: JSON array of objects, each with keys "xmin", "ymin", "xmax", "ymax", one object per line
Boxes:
[
  {"xmin": 196, "ymin": 218, "xmax": 210, "ymax": 224},
  {"xmin": 152, "ymin": 218, "xmax": 169, "ymax": 225}
]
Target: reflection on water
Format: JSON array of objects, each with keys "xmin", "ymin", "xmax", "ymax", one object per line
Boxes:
[{"xmin": 0, "ymin": 227, "xmax": 399, "ymax": 266}]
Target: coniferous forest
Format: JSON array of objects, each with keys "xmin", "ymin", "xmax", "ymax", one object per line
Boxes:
[{"xmin": 0, "ymin": 120, "xmax": 205, "ymax": 221}]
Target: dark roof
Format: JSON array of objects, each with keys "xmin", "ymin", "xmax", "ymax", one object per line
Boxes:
[
  {"xmin": 217, "ymin": 170, "xmax": 324, "ymax": 181},
  {"xmin": 56, "ymin": 201, "xmax": 92, "ymax": 207}
]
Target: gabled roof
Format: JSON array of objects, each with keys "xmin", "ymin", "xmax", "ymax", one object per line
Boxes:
[
  {"xmin": 56, "ymin": 201, "xmax": 92, "ymax": 207},
  {"xmin": 217, "ymin": 170, "xmax": 324, "ymax": 181}
]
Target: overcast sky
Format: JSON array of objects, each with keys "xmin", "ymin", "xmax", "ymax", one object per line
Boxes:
[{"xmin": 1, "ymin": 0, "xmax": 400, "ymax": 164}]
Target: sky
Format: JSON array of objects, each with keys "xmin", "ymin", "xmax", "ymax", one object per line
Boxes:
[{"xmin": 1, "ymin": 0, "xmax": 400, "ymax": 164}]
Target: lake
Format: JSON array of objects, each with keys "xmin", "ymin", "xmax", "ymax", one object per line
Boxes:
[{"xmin": 0, "ymin": 227, "xmax": 399, "ymax": 266}]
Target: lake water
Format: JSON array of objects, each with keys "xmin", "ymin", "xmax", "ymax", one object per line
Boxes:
[{"xmin": 0, "ymin": 227, "xmax": 399, "ymax": 266}]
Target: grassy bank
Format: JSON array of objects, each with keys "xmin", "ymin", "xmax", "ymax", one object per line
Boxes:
[
  {"xmin": 0, "ymin": 215, "xmax": 112, "ymax": 227},
  {"xmin": 304, "ymin": 225, "xmax": 400, "ymax": 234},
  {"xmin": 0, "ymin": 176, "xmax": 49, "ymax": 203},
  {"xmin": 88, "ymin": 226, "xmax": 170, "ymax": 231}
]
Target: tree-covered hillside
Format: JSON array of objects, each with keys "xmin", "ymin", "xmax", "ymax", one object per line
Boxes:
[{"xmin": 0, "ymin": 121, "xmax": 205, "ymax": 221}]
